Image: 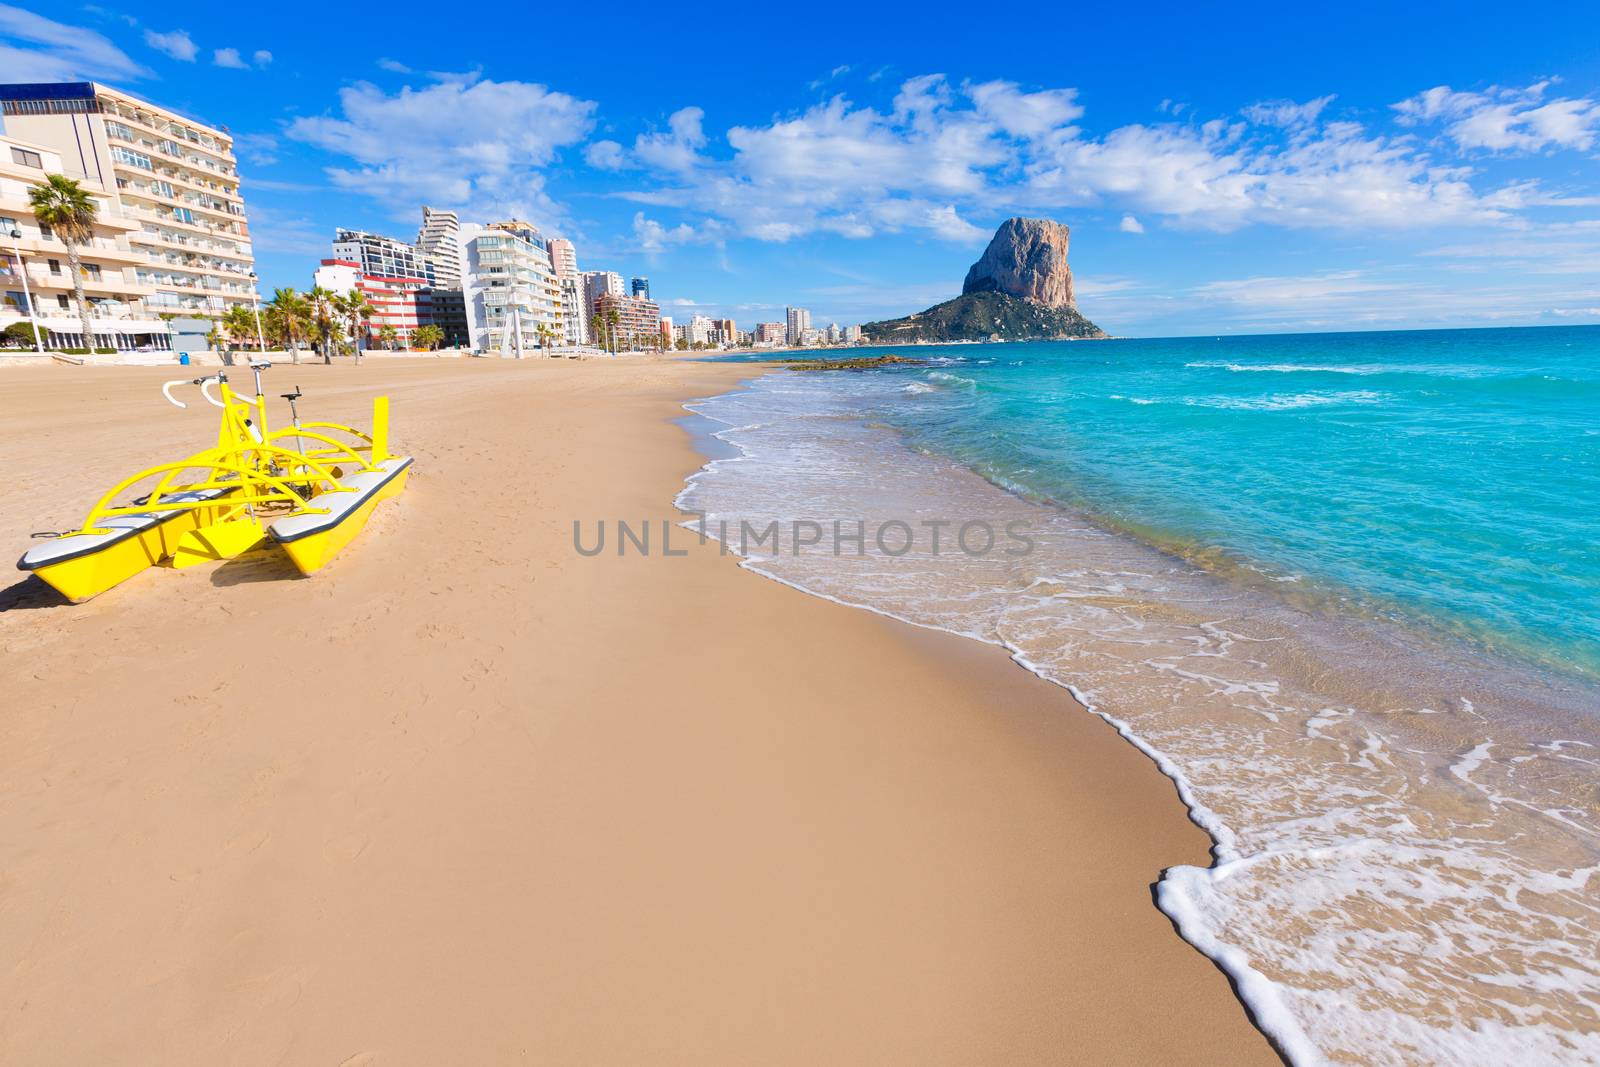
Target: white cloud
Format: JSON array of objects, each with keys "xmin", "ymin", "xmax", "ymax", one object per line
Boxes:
[
  {"xmin": 253, "ymin": 50, "xmax": 272, "ymax": 67},
  {"xmin": 213, "ymin": 47, "xmax": 247, "ymax": 69},
  {"xmin": 144, "ymin": 28, "xmax": 197, "ymax": 62},
  {"xmin": 584, "ymin": 140, "xmax": 629, "ymax": 170},
  {"xmin": 0, "ymin": 4, "xmax": 149, "ymax": 81},
  {"xmin": 1242, "ymin": 95, "xmax": 1336, "ymax": 129},
  {"xmin": 1120, "ymin": 214, "xmax": 1144, "ymax": 233},
  {"xmin": 1176, "ymin": 266, "xmax": 1600, "ymax": 332},
  {"xmin": 609, "ymin": 77, "xmax": 1011, "ymax": 242},
  {"xmin": 377, "ymin": 57, "xmax": 412, "ymax": 73},
  {"xmin": 634, "ymin": 106, "xmax": 708, "ymax": 173},
  {"xmin": 1022, "ymin": 115, "xmax": 1527, "ymax": 231},
  {"xmin": 286, "ymin": 78, "xmax": 597, "ymax": 224},
  {"xmin": 1393, "ymin": 81, "xmax": 1600, "ymax": 152},
  {"xmin": 233, "ymin": 132, "xmax": 279, "ymax": 167},
  {"xmin": 967, "ymin": 80, "xmax": 1083, "ymax": 139},
  {"xmin": 604, "ymin": 74, "xmax": 1584, "ymax": 244},
  {"xmin": 633, "ymin": 212, "xmax": 700, "ymax": 252}
]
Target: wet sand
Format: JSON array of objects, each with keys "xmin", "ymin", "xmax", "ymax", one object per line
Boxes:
[{"xmin": 0, "ymin": 357, "xmax": 1277, "ymax": 1064}]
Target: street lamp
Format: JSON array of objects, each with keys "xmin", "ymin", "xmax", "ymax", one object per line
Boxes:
[
  {"xmin": 247, "ymin": 270, "xmax": 267, "ymax": 355},
  {"xmin": 5, "ymin": 227, "xmax": 46, "ymax": 355}
]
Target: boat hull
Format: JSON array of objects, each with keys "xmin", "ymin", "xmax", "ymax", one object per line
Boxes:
[
  {"xmin": 271, "ymin": 458, "xmax": 411, "ymax": 576},
  {"xmin": 21, "ymin": 496, "xmax": 235, "ymax": 603}
]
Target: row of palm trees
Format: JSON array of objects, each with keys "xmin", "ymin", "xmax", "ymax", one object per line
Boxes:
[
  {"xmin": 240, "ymin": 289, "xmax": 443, "ymax": 360},
  {"xmin": 22, "ymin": 172, "xmax": 444, "ymax": 360}
]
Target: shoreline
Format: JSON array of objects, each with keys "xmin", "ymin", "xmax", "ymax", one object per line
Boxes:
[
  {"xmin": 678, "ymin": 353, "xmax": 1600, "ymax": 1064},
  {"xmin": 0, "ymin": 357, "xmax": 1276, "ymax": 1064}
]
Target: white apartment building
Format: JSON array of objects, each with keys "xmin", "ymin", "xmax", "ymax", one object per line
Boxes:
[
  {"xmin": 415, "ymin": 206, "xmax": 461, "ymax": 287},
  {"xmin": 785, "ymin": 305, "xmax": 811, "ymax": 345},
  {"xmin": 0, "ymin": 81, "xmax": 255, "ymax": 321},
  {"xmin": 546, "ymin": 237, "xmax": 578, "ymax": 280},
  {"xmin": 558, "ymin": 275, "xmax": 587, "ymax": 345},
  {"xmin": 459, "ymin": 222, "xmax": 563, "ymax": 354},
  {"xmin": 0, "ymin": 132, "xmax": 173, "ymax": 349},
  {"xmin": 332, "ymin": 228, "xmax": 427, "ymax": 280}
]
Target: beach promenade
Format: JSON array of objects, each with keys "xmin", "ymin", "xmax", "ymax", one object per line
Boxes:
[{"xmin": 0, "ymin": 358, "xmax": 1276, "ymax": 1065}]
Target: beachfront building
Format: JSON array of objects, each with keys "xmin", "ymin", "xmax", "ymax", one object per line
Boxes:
[
  {"xmin": 557, "ymin": 276, "xmax": 587, "ymax": 345},
  {"xmin": 0, "ymin": 132, "xmax": 176, "ymax": 350},
  {"xmin": 582, "ymin": 270, "xmax": 624, "ymax": 324},
  {"xmin": 545, "ymin": 236, "xmax": 587, "ymax": 345},
  {"xmin": 332, "ymin": 228, "xmax": 427, "ymax": 281},
  {"xmin": 718, "ymin": 318, "xmax": 737, "ymax": 346},
  {"xmin": 845, "ymin": 323, "xmax": 862, "ymax": 343},
  {"xmin": 785, "ymin": 305, "xmax": 810, "ymax": 345},
  {"xmin": 594, "ymin": 291, "xmax": 660, "ymax": 350},
  {"xmin": 755, "ymin": 321, "xmax": 786, "ymax": 345},
  {"xmin": 0, "ymin": 82, "xmax": 255, "ymax": 325},
  {"xmin": 415, "ymin": 206, "xmax": 461, "ymax": 287},
  {"xmin": 546, "ymin": 237, "xmax": 578, "ymax": 280},
  {"xmin": 459, "ymin": 222, "xmax": 564, "ymax": 354},
  {"xmin": 631, "ymin": 276, "xmax": 650, "ymax": 300},
  {"xmin": 409, "ymin": 208, "xmax": 468, "ymax": 346},
  {"xmin": 312, "ymin": 256, "xmax": 429, "ymax": 347}
]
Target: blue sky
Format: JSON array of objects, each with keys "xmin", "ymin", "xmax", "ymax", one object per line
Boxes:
[{"xmin": 3, "ymin": 0, "xmax": 1599, "ymax": 336}]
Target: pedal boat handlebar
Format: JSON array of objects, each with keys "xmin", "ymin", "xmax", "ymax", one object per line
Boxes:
[{"xmin": 161, "ymin": 375, "xmax": 229, "ymax": 410}]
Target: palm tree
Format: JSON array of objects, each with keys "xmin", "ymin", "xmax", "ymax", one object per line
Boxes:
[
  {"xmin": 589, "ymin": 313, "xmax": 603, "ymax": 350},
  {"xmin": 305, "ymin": 286, "xmax": 338, "ymax": 363},
  {"xmin": 222, "ymin": 305, "xmax": 257, "ymax": 354},
  {"xmin": 28, "ymin": 174, "xmax": 98, "ymax": 352},
  {"xmin": 336, "ymin": 290, "xmax": 374, "ymax": 364},
  {"xmin": 267, "ymin": 287, "xmax": 310, "ymax": 363},
  {"xmin": 413, "ymin": 324, "xmax": 443, "ymax": 351},
  {"xmin": 377, "ymin": 323, "xmax": 398, "ymax": 351},
  {"xmin": 606, "ymin": 309, "xmax": 620, "ymax": 356}
]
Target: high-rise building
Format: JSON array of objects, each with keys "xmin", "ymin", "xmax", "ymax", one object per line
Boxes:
[
  {"xmin": 332, "ymin": 228, "xmax": 426, "ymax": 280},
  {"xmin": 595, "ymin": 291, "xmax": 660, "ymax": 350},
  {"xmin": 547, "ymin": 237, "xmax": 579, "ymax": 279},
  {"xmin": 631, "ymin": 276, "xmax": 650, "ymax": 300},
  {"xmin": 718, "ymin": 318, "xmax": 737, "ymax": 345},
  {"xmin": 844, "ymin": 324, "xmax": 863, "ymax": 343},
  {"xmin": 0, "ymin": 131, "xmax": 174, "ymax": 349},
  {"xmin": 558, "ymin": 275, "xmax": 587, "ymax": 345},
  {"xmin": 312, "ymin": 253, "xmax": 429, "ymax": 347},
  {"xmin": 459, "ymin": 221, "xmax": 563, "ymax": 354},
  {"xmin": 415, "ymin": 206, "xmax": 461, "ymax": 287},
  {"xmin": 412, "ymin": 207, "xmax": 467, "ymax": 347},
  {"xmin": 785, "ymin": 306, "xmax": 811, "ymax": 345},
  {"xmin": 581, "ymin": 270, "xmax": 624, "ymax": 329},
  {"xmin": 0, "ymin": 81, "xmax": 255, "ymax": 322},
  {"xmin": 755, "ymin": 322, "xmax": 786, "ymax": 345},
  {"xmin": 684, "ymin": 314, "xmax": 714, "ymax": 346}
]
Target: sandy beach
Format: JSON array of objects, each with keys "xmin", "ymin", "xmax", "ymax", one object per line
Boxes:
[{"xmin": 0, "ymin": 357, "xmax": 1277, "ymax": 1065}]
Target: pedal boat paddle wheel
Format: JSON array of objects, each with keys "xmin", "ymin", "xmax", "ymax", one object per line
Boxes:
[{"xmin": 17, "ymin": 362, "xmax": 411, "ymax": 602}]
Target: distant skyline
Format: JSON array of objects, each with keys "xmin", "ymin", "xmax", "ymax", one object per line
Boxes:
[{"xmin": 3, "ymin": 1, "xmax": 1599, "ymax": 335}]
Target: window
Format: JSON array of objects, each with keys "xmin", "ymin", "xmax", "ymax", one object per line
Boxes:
[
  {"xmin": 39, "ymin": 223, "xmax": 52, "ymax": 239},
  {"xmin": 57, "ymin": 294, "xmax": 70, "ymax": 309},
  {"xmin": 48, "ymin": 259, "xmax": 61, "ymax": 275},
  {"xmin": 110, "ymin": 145, "xmax": 153, "ymax": 170},
  {"xmin": 83, "ymin": 264, "xmax": 102, "ymax": 281},
  {"xmin": 10, "ymin": 147, "xmax": 43, "ymax": 168}
]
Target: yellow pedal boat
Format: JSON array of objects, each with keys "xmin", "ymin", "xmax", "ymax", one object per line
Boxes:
[{"xmin": 17, "ymin": 364, "xmax": 411, "ymax": 602}]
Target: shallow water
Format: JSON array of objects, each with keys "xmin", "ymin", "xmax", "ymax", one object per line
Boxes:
[{"xmin": 684, "ymin": 327, "xmax": 1600, "ymax": 1065}]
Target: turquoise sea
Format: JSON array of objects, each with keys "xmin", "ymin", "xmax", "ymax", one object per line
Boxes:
[
  {"xmin": 737, "ymin": 325, "xmax": 1600, "ymax": 679},
  {"xmin": 689, "ymin": 325, "xmax": 1600, "ymax": 1065}
]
